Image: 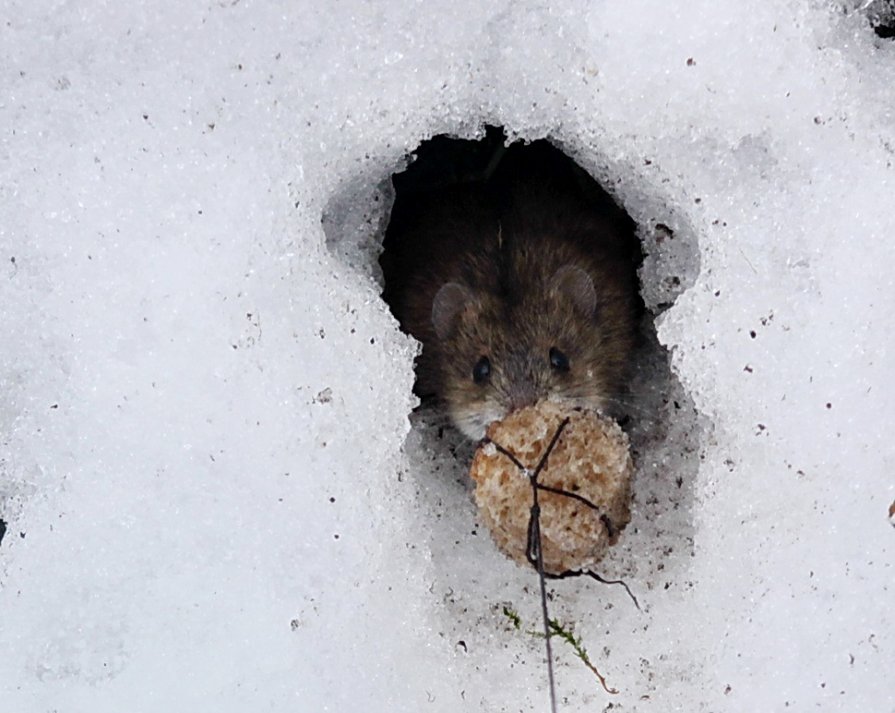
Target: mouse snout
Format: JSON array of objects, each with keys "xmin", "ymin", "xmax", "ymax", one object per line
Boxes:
[
  {"xmin": 501, "ymin": 351, "xmax": 543, "ymax": 413},
  {"xmin": 505, "ymin": 380, "xmax": 539, "ymax": 412}
]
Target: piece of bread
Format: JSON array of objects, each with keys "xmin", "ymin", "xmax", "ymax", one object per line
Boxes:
[{"xmin": 470, "ymin": 401, "xmax": 633, "ymax": 575}]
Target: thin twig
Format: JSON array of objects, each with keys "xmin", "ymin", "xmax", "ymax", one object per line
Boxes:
[
  {"xmin": 481, "ymin": 437, "xmax": 527, "ymax": 472},
  {"xmin": 529, "ymin": 418, "xmax": 570, "ymax": 713},
  {"xmin": 530, "ymin": 494, "xmax": 558, "ymax": 713},
  {"xmin": 535, "ymin": 482, "xmax": 602, "ymax": 511},
  {"xmin": 488, "ymin": 416, "xmax": 639, "ymax": 704}
]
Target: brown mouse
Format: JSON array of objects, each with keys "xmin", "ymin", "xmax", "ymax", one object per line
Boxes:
[{"xmin": 382, "ymin": 138, "xmax": 642, "ymax": 440}]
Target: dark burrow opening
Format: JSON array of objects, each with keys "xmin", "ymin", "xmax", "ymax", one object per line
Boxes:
[{"xmin": 379, "ymin": 126, "xmax": 645, "ymax": 437}]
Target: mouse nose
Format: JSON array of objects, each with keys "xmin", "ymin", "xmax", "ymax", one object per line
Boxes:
[
  {"xmin": 507, "ymin": 381, "xmax": 539, "ymax": 412},
  {"xmin": 503, "ymin": 353, "xmax": 541, "ymax": 412}
]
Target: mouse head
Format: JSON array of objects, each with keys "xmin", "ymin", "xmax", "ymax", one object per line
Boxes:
[{"xmin": 431, "ymin": 264, "xmax": 623, "ymax": 440}]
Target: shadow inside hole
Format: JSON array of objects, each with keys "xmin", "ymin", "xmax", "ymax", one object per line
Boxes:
[
  {"xmin": 381, "ymin": 126, "xmax": 643, "ymax": 423},
  {"xmin": 373, "ymin": 126, "xmax": 702, "ymax": 607},
  {"xmin": 321, "ymin": 169, "xmax": 396, "ymax": 286}
]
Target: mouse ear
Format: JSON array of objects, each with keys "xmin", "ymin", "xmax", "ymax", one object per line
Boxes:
[
  {"xmin": 550, "ymin": 265, "xmax": 597, "ymax": 316},
  {"xmin": 432, "ymin": 282, "xmax": 473, "ymax": 340}
]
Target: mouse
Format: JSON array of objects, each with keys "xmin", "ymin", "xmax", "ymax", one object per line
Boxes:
[{"xmin": 381, "ymin": 137, "xmax": 642, "ymax": 440}]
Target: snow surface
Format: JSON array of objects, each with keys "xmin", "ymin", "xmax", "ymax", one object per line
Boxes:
[{"xmin": 1, "ymin": 1, "xmax": 893, "ymax": 712}]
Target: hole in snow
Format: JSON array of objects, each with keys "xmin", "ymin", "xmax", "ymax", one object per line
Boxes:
[
  {"xmin": 381, "ymin": 127, "xmax": 655, "ymax": 438},
  {"xmin": 321, "ymin": 124, "xmax": 705, "ymax": 619}
]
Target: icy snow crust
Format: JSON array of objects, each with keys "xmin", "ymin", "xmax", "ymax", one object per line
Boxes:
[{"xmin": 1, "ymin": 2, "xmax": 893, "ymax": 711}]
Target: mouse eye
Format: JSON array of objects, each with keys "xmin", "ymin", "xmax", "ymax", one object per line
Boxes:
[
  {"xmin": 472, "ymin": 355, "xmax": 491, "ymax": 384},
  {"xmin": 549, "ymin": 347, "xmax": 570, "ymax": 372}
]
